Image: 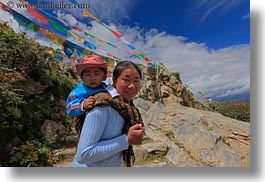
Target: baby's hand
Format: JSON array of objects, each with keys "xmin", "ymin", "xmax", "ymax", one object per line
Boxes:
[{"xmin": 83, "ymin": 96, "xmax": 96, "ymax": 110}]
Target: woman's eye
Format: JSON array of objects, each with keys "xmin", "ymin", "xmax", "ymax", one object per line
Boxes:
[{"xmin": 123, "ymin": 79, "xmax": 130, "ymax": 82}]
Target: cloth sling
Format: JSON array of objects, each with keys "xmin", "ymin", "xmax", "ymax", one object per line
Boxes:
[{"xmin": 75, "ymin": 91, "xmax": 144, "ymax": 167}]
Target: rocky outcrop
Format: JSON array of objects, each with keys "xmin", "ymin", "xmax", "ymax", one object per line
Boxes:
[
  {"xmin": 133, "ymin": 98, "xmax": 250, "ymax": 167},
  {"xmin": 139, "ymin": 63, "xmax": 211, "ymax": 110}
]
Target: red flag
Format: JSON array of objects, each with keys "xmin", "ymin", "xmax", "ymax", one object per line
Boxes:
[
  {"xmin": 110, "ymin": 30, "xmax": 122, "ymax": 38},
  {"xmin": 71, "ymin": 25, "xmax": 82, "ymax": 32},
  {"xmin": 143, "ymin": 57, "xmax": 152, "ymax": 63},
  {"xmin": 0, "ymin": 2, "xmax": 10, "ymax": 11},
  {"xmin": 26, "ymin": 7, "xmax": 49, "ymax": 24},
  {"xmin": 107, "ymin": 53, "xmax": 115, "ymax": 58}
]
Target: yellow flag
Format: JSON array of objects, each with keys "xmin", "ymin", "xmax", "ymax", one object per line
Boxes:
[
  {"xmin": 134, "ymin": 50, "xmax": 141, "ymax": 55},
  {"xmin": 83, "ymin": 9, "xmax": 100, "ymax": 22},
  {"xmin": 107, "ymin": 59, "xmax": 115, "ymax": 68},
  {"xmin": 71, "ymin": 32, "xmax": 84, "ymax": 43},
  {"xmin": 97, "ymin": 38, "xmax": 106, "ymax": 43},
  {"xmin": 48, "ymin": 50, "xmax": 53, "ymax": 55}
]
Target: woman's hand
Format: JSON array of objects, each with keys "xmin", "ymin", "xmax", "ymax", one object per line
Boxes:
[
  {"xmin": 127, "ymin": 124, "xmax": 145, "ymax": 145},
  {"xmin": 83, "ymin": 96, "xmax": 96, "ymax": 110}
]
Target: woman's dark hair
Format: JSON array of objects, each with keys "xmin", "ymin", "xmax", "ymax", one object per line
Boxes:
[{"xmin": 113, "ymin": 61, "xmax": 142, "ymax": 82}]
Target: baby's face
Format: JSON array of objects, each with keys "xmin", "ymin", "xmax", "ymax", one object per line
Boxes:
[{"xmin": 82, "ymin": 67, "xmax": 106, "ymax": 88}]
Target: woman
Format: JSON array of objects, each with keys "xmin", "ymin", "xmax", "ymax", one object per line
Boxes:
[{"xmin": 72, "ymin": 61, "xmax": 145, "ymax": 167}]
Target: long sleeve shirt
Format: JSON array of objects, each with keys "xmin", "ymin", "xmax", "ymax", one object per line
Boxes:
[
  {"xmin": 66, "ymin": 82, "xmax": 107, "ymax": 116},
  {"xmin": 71, "ymin": 105, "xmax": 129, "ymax": 167}
]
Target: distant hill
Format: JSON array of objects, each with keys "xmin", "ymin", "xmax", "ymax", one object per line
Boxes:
[{"xmin": 214, "ymin": 92, "xmax": 250, "ymax": 103}]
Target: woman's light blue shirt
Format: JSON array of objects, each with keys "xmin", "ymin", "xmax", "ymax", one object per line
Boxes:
[{"xmin": 72, "ymin": 105, "xmax": 129, "ymax": 167}]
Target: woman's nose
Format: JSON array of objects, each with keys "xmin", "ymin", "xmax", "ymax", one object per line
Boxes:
[{"xmin": 128, "ymin": 83, "xmax": 135, "ymax": 88}]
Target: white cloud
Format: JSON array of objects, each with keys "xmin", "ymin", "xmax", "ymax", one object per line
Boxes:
[
  {"xmin": 79, "ymin": 0, "xmax": 134, "ymax": 23},
  {"xmin": 41, "ymin": 0, "xmax": 135, "ymax": 23},
  {"xmin": 0, "ymin": 0, "xmax": 23, "ymax": 33},
  {"xmin": 190, "ymin": 0, "xmax": 243, "ymax": 25},
  {"xmin": 242, "ymin": 13, "xmax": 250, "ymax": 20},
  {"xmin": 138, "ymin": 29, "xmax": 250, "ymax": 100}
]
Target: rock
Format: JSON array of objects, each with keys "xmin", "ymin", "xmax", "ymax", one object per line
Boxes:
[
  {"xmin": 139, "ymin": 64, "xmax": 212, "ymax": 110},
  {"xmin": 133, "ymin": 101, "xmax": 250, "ymax": 167},
  {"xmin": 40, "ymin": 120, "xmax": 69, "ymax": 142}
]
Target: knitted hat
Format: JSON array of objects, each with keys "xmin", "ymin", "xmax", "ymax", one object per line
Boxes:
[{"xmin": 75, "ymin": 55, "xmax": 107, "ymax": 76}]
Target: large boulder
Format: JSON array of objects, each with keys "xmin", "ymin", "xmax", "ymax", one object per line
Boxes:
[{"xmin": 133, "ymin": 98, "xmax": 250, "ymax": 167}]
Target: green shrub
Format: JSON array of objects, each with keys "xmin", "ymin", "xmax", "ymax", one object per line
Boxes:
[
  {"xmin": 138, "ymin": 94, "xmax": 149, "ymax": 101},
  {"xmin": 0, "ymin": 22, "xmax": 75, "ymax": 166},
  {"xmin": 213, "ymin": 101, "xmax": 250, "ymax": 122},
  {"xmin": 9, "ymin": 139, "xmax": 54, "ymax": 167}
]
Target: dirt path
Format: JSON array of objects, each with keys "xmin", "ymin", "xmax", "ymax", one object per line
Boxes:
[{"xmin": 53, "ymin": 147, "xmax": 76, "ymax": 167}]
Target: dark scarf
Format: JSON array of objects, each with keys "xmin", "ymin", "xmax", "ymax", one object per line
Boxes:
[{"xmin": 75, "ymin": 91, "xmax": 144, "ymax": 167}]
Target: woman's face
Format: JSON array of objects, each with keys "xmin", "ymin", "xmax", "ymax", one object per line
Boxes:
[{"xmin": 113, "ymin": 66, "xmax": 141, "ymax": 102}]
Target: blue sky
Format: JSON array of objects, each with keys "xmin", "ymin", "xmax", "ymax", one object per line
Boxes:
[
  {"xmin": 0, "ymin": 0, "xmax": 250, "ymax": 102},
  {"xmin": 127, "ymin": 0, "xmax": 250, "ymax": 50}
]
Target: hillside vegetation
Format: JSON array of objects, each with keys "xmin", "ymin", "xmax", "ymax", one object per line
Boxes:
[
  {"xmin": 0, "ymin": 22, "xmax": 75, "ymax": 166},
  {"xmin": 213, "ymin": 101, "xmax": 250, "ymax": 123}
]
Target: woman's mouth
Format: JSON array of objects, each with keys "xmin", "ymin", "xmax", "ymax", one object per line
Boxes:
[{"xmin": 125, "ymin": 90, "xmax": 135, "ymax": 96}]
